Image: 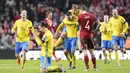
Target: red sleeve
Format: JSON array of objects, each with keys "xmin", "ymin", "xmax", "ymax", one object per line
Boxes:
[
  {"xmin": 78, "ymin": 15, "xmax": 81, "ymax": 24},
  {"xmin": 52, "ymin": 24, "xmax": 56, "ymax": 32}
]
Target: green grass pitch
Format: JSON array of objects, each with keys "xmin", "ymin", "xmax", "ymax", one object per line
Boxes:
[{"xmin": 0, "ymin": 60, "xmax": 130, "ymax": 73}]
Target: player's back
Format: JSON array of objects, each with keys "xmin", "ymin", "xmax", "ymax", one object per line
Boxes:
[
  {"xmin": 78, "ymin": 12, "xmax": 96, "ymax": 38},
  {"xmin": 40, "ymin": 31, "xmax": 53, "ymax": 57}
]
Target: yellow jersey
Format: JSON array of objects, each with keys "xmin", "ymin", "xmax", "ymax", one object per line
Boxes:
[
  {"xmin": 68, "ymin": 9, "xmax": 80, "ymax": 21},
  {"xmin": 12, "ymin": 19, "xmax": 33, "ymax": 42},
  {"xmin": 56, "ymin": 18, "xmax": 78, "ymax": 38},
  {"xmin": 35, "ymin": 31, "xmax": 53, "ymax": 57},
  {"xmin": 109, "ymin": 15, "xmax": 128, "ymax": 36},
  {"xmin": 99, "ymin": 22, "xmax": 112, "ymax": 40}
]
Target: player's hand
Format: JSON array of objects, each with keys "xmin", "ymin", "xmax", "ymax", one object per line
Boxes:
[
  {"xmin": 32, "ymin": 29, "xmax": 40, "ymax": 37},
  {"xmin": 75, "ymin": 22, "xmax": 79, "ymax": 26},
  {"xmin": 54, "ymin": 32, "xmax": 60, "ymax": 39}
]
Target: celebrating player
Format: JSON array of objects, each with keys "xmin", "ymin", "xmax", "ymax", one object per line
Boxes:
[
  {"xmin": 11, "ymin": 10, "xmax": 34, "ymax": 70},
  {"xmin": 54, "ymin": 4, "xmax": 81, "ymax": 50},
  {"xmin": 55, "ymin": 12, "xmax": 78, "ymax": 70},
  {"xmin": 109, "ymin": 9, "xmax": 128, "ymax": 66},
  {"xmin": 43, "ymin": 11, "xmax": 61, "ymax": 62},
  {"xmin": 78, "ymin": 5, "xmax": 98, "ymax": 71},
  {"xmin": 33, "ymin": 22, "xmax": 66, "ymax": 73},
  {"xmin": 99, "ymin": 15, "xmax": 112, "ymax": 64}
]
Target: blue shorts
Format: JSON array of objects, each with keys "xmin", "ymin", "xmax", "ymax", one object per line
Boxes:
[
  {"xmin": 15, "ymin": 42, "xmax": 29, "ymax": 54},
  {"xmin": 64, "ymin": 38, "xmax": 77, "ymax": 52},
  {"xmin": 112, "ymin": 36, "xmax": 124, "ymax": 48},
  {"xmin": 40, "ymin": 56, "xmax": 51, "ymax": 69},
  {"xmin": 101, "ymin": 40, "xmax": 111, "ymax": 49}
]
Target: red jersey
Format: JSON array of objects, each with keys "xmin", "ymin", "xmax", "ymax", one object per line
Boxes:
[
  {"xmin": 78, "ymin": 12, "xmax": 97, "ymax": 39},
  {"xmin": 42, "ymin": 18, "xmax": 56, "ymax": 35},
  {"xmin": 43, "ymin": 18, "xmax": 56, "ymax": 34}
]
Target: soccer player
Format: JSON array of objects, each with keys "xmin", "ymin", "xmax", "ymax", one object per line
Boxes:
[
  {"xmin": 54, "ymin": 4, "xmax": 81, "ymax": 49},
  {"xmin": 43, "ymin": 11, "xmax": 61, "ymax": 62},
  {"xmin": 99, "ymin": 15, "xmax": 112, "ymax": 64},
  {"xmin": 109, "ymin": 9, "xmax": 128, "ymax": 66},
  {"xmin": 78, "ymin": 5, "xmax": 98, "ymax": 71},
  {"xmin": 55, "ymin": 12, "xmax": 78, "ymax": 70},
  {"xmin": 32, "ymin": 22, "xmax": 66, "ymax": 73},
  {"xmin": 11, "ymin": 10, "xmax": 34, "ymax": 70}
]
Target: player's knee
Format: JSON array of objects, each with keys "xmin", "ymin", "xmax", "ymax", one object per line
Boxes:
[
  {"xmin": 91, "ymin": 54, "xmax": 95, "ymax": 58},
  {"xmin": 82, "ymin": 50, "xmax": 88, "ymax": 56},
  {"xmin": 64, "ymin": 50, "xmax": 68, "ymax": 54},
  {"xmin": 113, "ymin": 45, "xmax": 118, "ymax": 50},
  {"xmin": 15, "ymin": 55, "xmax": 19, "ymax": 58}
]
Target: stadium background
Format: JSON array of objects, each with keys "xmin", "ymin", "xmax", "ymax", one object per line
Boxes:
[{"xmin": 0, "ymin": 0, "xmax": 130, "ymax": 59}]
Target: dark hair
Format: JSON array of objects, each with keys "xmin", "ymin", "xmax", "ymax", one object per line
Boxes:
[
  {"xmin": 66, "ymin": 12, "xmax": 72, "ymax": 16},
  {"xmin": 80, "ymin": 5, "xmax": 87, "ymax": 10},
  {"xmin": 40, "ymin": 21, "xmax": 48, "ymax": 28},
  {"xmin": 45, "ymin": 11, "xmax": 52, "ymax": 18}
]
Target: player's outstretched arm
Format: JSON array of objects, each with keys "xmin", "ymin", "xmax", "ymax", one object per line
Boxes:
[{"xmin": 32, "ymin": 29, "xmax": 42, "ymax": 47}]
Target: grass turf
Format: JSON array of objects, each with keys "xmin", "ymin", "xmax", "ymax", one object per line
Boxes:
[{"xmin": 0, "ymin": 60, "xmax": 130, "ymax": 73}]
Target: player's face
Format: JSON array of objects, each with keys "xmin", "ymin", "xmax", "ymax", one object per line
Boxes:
[
  {"xmin": 73, "ymin": 6, "xmax": 78, "ymax": 13},
  {"xmin": 48, "ymin": 13, "xmax": 52, "ymax": 19},
  {"xmin": 112, "ymin": 10, "xmax": 118, "ymax": 17},
  {"xmin": 38, "ymin": 25, "xmax": 42, "ymax": 31},
  {"xmin": 20, "ymin": 10, "xmax": 27, "ymax": 18},
  {"xmin": 104, "ymin": 15, "xmax": 109, "ymax": 22},
  {"xmin": 67, "ymin": 15, "xmax": 73, "ymax": 20}
]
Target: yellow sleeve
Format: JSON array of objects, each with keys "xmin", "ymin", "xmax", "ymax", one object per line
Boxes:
[
  {"xmin": 28, "ymin": 21, "xmax": 33, "ymax": 27},
  {"xmin": 56, "ymin": 21, "xmax": 64, "ymax": 33},
  {"xmin": 11, "ymin": 21, "xmax": 18, "ymax": 32},
  {"xmin": 99, "ymin": 23, "xmax": 104, "ymax": 32},
  {"xmin": 35, "ymin": 37, "xmax": 42, "ymax": 47},
  {"xmin": 123, "ymin": 22, "xmax": 128, "ymax": 33}
]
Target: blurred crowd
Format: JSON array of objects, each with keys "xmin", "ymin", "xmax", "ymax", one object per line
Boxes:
[{"xmin": 0, "ymin": 0, "xmax": 130, "ymax": 50}]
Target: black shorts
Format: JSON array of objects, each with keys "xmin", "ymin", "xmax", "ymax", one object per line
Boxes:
[{"xmin": 80, "ymin": 38, "xmax": 94, "ymax": 50}]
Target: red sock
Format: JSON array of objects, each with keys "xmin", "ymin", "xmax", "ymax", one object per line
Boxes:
[
  {"xmin": 84, "ymin": 55, "xmax": 89, "ymax": 69},
  {"xmin": 91, "ymin": 57, "xmax": 96, "ymax": 68},
  {"xmin": 53, "ymin": 51, "xmax": 57, "ymax": 59}
]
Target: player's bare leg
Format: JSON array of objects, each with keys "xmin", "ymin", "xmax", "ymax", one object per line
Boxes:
[
  {"xmin": 113, "ymin": 45, "xmax": 120, "ymax": 66},
  {"xmin": 40, "ymin": 68, "xmax": 47, "ymax": 73},
  {"xmin": 120, "ymin": 48, "xmax": 126, "ymax": 54},
  {"xmin": 21, "ymin": 50, "xmax": 26, "ymax": 70},
  {"xmin": 89, "ymin": 49, "xmax": 98, "ymax": 71},
  {"xmin": 102, "ymin": 49, "xmax": 108, "ymax": 64},
  {"xmin": 108, "ymin": 49, "xmax": 112, "ymax": 64},
  {"xmin": 82, "ymin": 49, "xmax": 90, "ymax": 71},
  {"xmin": 53, "ymin": 32, "xmax": 64, "ymax": 62},
  {"xmin": 52, "ymin": 51, "xmax": 61, "ymax": 62},
  {"xmin": 54, "ymin": 32, "xmax": 66, "ymax": 47},
  {"xmin": 15, "ymin": 54, "xmax": 20, "ymax": 65}
]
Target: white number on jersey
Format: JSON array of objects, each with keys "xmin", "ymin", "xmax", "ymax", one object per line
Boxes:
[{"xmin": 85, "ymin": 20, "xmax": 90, "ymax": 30}]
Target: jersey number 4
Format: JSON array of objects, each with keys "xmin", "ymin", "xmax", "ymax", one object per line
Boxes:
[{"xmin": 85, "ymin": 20, "xmax": 90, "ymax": 30}]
